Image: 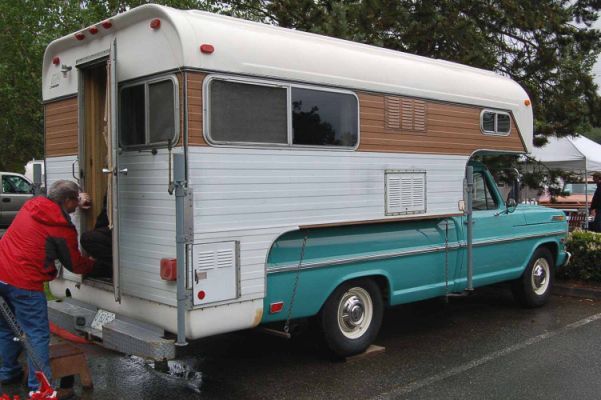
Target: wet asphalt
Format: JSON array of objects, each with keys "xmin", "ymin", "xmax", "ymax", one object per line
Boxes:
[{"xmin": 2, "ymin": 286, "xmax": 601, "ymax": 399}]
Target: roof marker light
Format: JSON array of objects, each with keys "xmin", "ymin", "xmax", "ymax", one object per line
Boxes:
[
  {"xmin": 74, "ymin": 32, "xmax": 85, "ymax": 41},
  {"xmin": 524, "ymin": 99, "xmax": 531, "ymax": 106},
  {"xmin": 101, "ymin": 20, "xmax": 113, "ymax": 29},
  {"xmin": 200, "ymin": 44, "xmax": 215, "ymax": 54},
  {"xmin": 52, "ymin": 57, "xmax": 60, "ymax": 66},
  {"xmin": 89, "ymin": 26, "xmax": 99, "ymax": 35},
  {"xmin": 197, "ymin": 291, "xmax": 206, "ymax": 300},
  {"xmin": 150, "ymin": 18, "xmax": 161, "ymax": 30}
]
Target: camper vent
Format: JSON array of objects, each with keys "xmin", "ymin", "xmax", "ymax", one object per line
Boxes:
[
  {"xmin": 385, "ymin": 96, "xmax": 426, "ymax": 132},
  {"xmin": 385, "ymin": 171, "xmax": 427, "ymax": 215},
  {"xmin": 191, "ymin": 241, "xmax": 239, "ymax": 306}
]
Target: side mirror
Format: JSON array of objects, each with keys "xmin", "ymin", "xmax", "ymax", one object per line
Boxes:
[{"xmin": 506, "ymin": 198, "xmax": 517, "ymax": 213}]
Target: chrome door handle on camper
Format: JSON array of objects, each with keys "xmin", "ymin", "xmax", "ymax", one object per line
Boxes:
[
  {"xmin": 71, "ymin": 159, "xmax": 80, "ymax": 184},
  {"xmin": 102, "ymin": 167, "xmax": 127, "ymax": 176}
]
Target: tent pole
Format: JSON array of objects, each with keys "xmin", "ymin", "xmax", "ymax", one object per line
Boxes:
[{"xmin": 585, "ymin": 166, "xmax": 589, "ymax": 230}]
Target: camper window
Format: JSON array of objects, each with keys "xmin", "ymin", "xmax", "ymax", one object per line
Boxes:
[
  {"xmin": 480, "ymin": 110, "xmax": 511, "ymax": 136},
  {"xmin": 291, "ymin": 88, "xmax": 358, "ymax": 147},
  {"xmin": 206, "ymin": 77, "xmax": 359, "ymax": 149},
  {"xmin": 120, "ymin": 76, "xmax": 179, "ymax": 149},
  {"xmin": 209, "ymin": 80, "xmax": 288, "ymax": 144}
]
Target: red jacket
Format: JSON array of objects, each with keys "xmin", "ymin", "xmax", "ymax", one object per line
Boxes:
[{"xmin": 0, "ymin": 197, "xmax": 95, "ymax": 291}]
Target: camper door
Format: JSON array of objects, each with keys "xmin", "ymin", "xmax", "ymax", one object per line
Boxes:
[{"xmin": 76, "ymin": 40, "xmax": 121, "ymax": 302}]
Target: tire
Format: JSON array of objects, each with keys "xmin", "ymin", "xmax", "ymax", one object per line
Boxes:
[
  {"xmin": 320, "ymin": 279, "xmax": 383, "ymax": 357},
  {"xmin": 512, "ymin": 247, "xmax": 554, "ymax": 308}
]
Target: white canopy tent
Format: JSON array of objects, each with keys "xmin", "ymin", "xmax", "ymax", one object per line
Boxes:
[
  {"xmin": 529, "ymin": 135, "xmax": 601, "ymax": 173},
  {"xmin": 529, "ymin": 135, "xmax": 601, "ymax": 228}
]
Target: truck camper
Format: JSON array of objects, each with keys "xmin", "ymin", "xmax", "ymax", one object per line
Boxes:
[{"xmin": 43, "ymin": 4, "xmax": 569, "ymax": 359}]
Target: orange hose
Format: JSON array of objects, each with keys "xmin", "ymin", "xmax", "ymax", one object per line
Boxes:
[{"xmin": 49, "ymin": 322, "xmax": 89, "ymax": 344}]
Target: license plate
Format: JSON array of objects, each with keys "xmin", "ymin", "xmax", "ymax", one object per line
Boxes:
[{"xmin": 91, "ymin": 309, "xmax": 116, "ymax": 331}]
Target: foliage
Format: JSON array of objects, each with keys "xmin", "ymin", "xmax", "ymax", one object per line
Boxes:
[{"xmin": 557, "ymin": 230, "xmax": 601, "ymax": 281}]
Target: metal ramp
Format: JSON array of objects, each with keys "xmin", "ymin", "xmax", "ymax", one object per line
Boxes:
[{"xmin": 48, "ymin": 298, "xmax": 175, "ymax": 360}]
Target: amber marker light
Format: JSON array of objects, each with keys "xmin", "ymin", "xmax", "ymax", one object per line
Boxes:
[{"xmin": 524, "ymin": 99, "xmax": 531, "ymax": 106}]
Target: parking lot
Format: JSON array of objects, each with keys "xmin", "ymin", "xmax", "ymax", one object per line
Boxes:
[{"xmin": 0, "ymin": 286, "xmax": 599, "ymax": 399}]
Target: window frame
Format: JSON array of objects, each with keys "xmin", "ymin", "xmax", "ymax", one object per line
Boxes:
[
  {"xmin": 203, "ymin": 75, "xmax": 360, "ymax": 151},
  {"xmin": 119, "ymin": 75, "xmax": 180, "ymax": 151},
  {"xmin": 480, "ymin": 109, "xmax": 512, "ymax": 136},
  {"xmin": 472, "ymin": 171, "xmax": 501, "ymax": 211}
]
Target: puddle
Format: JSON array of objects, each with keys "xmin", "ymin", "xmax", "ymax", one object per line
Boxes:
[{"xmin": 129, "ymin": 356, "xmax": 205, "ymax": 393}]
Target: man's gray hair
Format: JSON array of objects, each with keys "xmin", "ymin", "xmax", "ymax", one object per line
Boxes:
[{"xmin": 47, "ymin": 180, "xmax": 79, "ymax": 205}]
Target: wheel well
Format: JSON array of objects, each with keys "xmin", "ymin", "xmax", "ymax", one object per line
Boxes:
[{"xmin": 538, "ymin": 242, "xmax": 558, "ymax": 265}]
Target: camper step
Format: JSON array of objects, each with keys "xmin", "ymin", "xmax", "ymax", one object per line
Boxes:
[{"xmin": 48, "ymin": 299, "xmax": 175, "ymax": 361}]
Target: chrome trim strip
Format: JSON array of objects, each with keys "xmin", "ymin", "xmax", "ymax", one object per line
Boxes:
[{"xmin": 267, "ymin": 230, "xmax": 567, "ymax": 274}]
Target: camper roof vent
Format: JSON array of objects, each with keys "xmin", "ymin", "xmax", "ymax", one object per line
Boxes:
[{"xmin": 385, "ymin": 170, "xmax": 427, "ymax": 215}]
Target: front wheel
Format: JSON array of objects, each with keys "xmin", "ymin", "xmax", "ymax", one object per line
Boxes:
[
  {"xmin": 320, "ymin": 279, "xmax": 383, "ymax": 357},
  {"xmin": 512, "ymin": 247, "xmax": 554, "ymax": 308}
]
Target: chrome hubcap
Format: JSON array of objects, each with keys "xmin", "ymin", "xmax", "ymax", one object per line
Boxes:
[
  {"xmin": 531, "ymin": 258, "xmax": 550, "ymax": 295},
  {"xmin": 337, "ymin": 287, "xmax": 373, "ymax": 339}
]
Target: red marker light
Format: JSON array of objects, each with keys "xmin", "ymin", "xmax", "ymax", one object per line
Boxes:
[
  {"xmin": 269, "ymin": 302, "xmax": 284, "ymax": 314},
  {"xmin": 75, "ymin": 33, "xmax": 85, "ymax": 41},
  {"xmin": 150, "ymin": 18, "xmax": 161, "ymax": 30},
  {"xmin": 200, "ymin": 44, "xmax": 214, "ymax": 54},
  {"xmin": 102, "ymin": 20, "xmax": 113, "ymax": 29},
  {"xmin": 52, "ymin": 57, "xmax": 60, "ymax": 66},
  {"xmin": 197, "ymin": 291, "xmax": 206, "ymax": 300},
  {"xmin": 89, "ymin": 26, "xmax": 99, "ymax": 35}
]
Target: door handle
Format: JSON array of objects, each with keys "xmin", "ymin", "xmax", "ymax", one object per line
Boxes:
[
  {"xmin": 2, "ymin": 198, "xmax": 10, "ymax": 203},
  {"xmin": 118, "ymin": 168, "xmax": 128, "ymax": 176}
]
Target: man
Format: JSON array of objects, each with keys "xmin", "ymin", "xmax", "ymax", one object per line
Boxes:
[
  {"xmin": 0, "ymin": 180, "xmax": 95, "ymax": 397},
  {"xmin": 590, "ymin": 172, "xmax": 601, "ymax": 232}
]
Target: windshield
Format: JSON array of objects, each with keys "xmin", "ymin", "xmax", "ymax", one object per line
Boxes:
[{"xmin": 563, "ymin": 183, "xmax": 597, "ymax": 195}]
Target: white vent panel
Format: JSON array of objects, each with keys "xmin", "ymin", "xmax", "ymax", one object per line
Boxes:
[
  {"xmin": 385, "ymin": 171, "xmax": 426, "ymax": 215},
  {"xmin": 192, "ymin": 241, "xmax": 239, "ymax": 306}
]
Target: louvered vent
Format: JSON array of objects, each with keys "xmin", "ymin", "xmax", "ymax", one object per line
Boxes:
[
  {"xmin": 192, "ymin": 241, "xmax": 239, "ymax": 306},
  {"xmin": 385, "ymin": 96, "xmax": 427, "ymax": 133},
  {"xmin": 385, "ymin": 171, "xmax": 427, "ymax": 215}
]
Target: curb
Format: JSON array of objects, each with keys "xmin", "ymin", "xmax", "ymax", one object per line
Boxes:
[{"xmin": 553, "ymin": 282, "xmax": 601, "ymax": 300}]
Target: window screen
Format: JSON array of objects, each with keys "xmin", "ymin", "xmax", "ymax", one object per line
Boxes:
[
  {"xmin": 149, "ymin": 80, "xmax": 176, "ymax": 144},
  {"xmin": 209, "ymin": 80, "xmax": 288, "ymax": 144},
  {"xmin": 120, "ymin": 84, "xmax": 145, "ymax": 146},
  {"xmin": 497, "ymin": 113, "xmax": 510, "ymax": 134},
  {"xmin": 292, "ymin": 88, "xmax": 358, "ymax": 147}
]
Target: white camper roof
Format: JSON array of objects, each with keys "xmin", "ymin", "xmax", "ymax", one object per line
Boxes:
[
  {"xmin": 42, "ymin": 4, "xmax": 533, "ymax": 152},
  {"xmin": 529, "ymin": 135, "xmax": 601, "ymax": 172}
]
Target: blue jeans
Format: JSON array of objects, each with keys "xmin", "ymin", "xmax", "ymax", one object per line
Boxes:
[{"xmin": 0, "ymin": 282, "xmax": 51, "ymax": 390}]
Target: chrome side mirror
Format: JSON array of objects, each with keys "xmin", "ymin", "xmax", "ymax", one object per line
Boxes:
[{"xmin": 507, "ymin": 198, "xmax": 517, "ymax": 213}]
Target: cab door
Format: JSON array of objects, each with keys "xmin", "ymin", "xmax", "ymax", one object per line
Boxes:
[{"xmin": 467, "ymin": 169, "xmax": 527, "ymax": 286}]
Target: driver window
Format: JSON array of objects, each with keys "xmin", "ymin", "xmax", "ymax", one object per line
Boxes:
[
  {"xmin": 473, "ymin": 172, "xmax": 498, "ymax": 211},
  {"xmin": 2, "ymin": 175, "xmax": 32, "ymax": 194}
]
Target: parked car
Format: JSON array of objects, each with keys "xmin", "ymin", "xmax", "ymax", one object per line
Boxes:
[{"xmin": 0, "ymin": 172, "xmax": 34, "ymax": 227}]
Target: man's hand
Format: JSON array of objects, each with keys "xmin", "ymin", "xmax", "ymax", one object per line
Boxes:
[{"xmin": 78, "ymin": 193, "xmax": 92, "ymax": 210}]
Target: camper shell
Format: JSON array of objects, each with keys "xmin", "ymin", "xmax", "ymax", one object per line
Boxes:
[{"xmin": 42, "ymin": 5, "xmax": 566, "ymax": 359}]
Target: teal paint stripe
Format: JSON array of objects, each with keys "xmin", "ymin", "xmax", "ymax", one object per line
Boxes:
[{"xmin": 267, "ymin": 230, "xmax": 566, "ymax": 274}]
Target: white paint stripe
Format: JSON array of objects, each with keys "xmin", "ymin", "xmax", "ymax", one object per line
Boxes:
[{"xmin": 370, "ymin": 311, "xmax": 601, "ymax": 400}]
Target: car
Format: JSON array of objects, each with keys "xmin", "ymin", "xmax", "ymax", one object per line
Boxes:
[
  {"xmin": 538, "ymin": 180, "xmax": 596, "ymax": 210},
  {"xmin": 0, "ymin": 172, "xmax": 34, "ymax": 227}
]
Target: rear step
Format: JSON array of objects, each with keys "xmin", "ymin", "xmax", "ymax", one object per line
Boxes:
[{"xmin": 48, "ymin": 298, "xmax": 175, "ymax": 360}]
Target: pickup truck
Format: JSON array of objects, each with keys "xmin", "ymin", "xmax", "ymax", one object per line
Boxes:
[{"xmin": 0, "ymin": 172, "xmax": 34, "ymax": 227}]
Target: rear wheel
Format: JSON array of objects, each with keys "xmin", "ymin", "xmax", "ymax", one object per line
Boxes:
[
  {"xmin": 512, "ymin": 247, "xmax": 554, "ymax": 308},
  {"xmin": 320, "ymin": 279, "xmax": 383, "ymax": 357}
]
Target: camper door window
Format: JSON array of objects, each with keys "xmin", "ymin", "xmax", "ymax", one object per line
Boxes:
[
  {"xmin": 120, "ymin": 76, "xmax": 179, "ymax": 149},
  {"xmin": 206, "ymin": 77, "xmax": 359, "ymax": 149}
]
